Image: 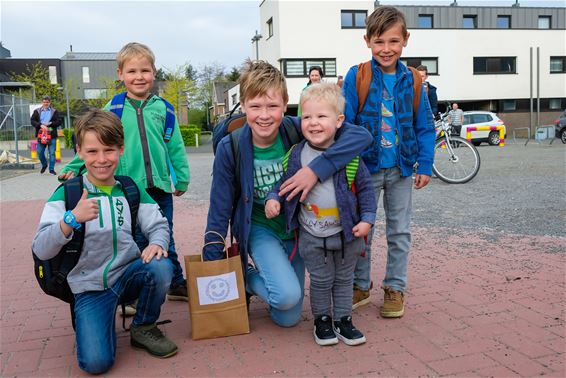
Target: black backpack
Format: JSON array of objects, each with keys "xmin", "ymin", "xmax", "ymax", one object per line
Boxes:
[{"xmin": 32, "ymin": 175, "xmax": 140, "ymax": 327}]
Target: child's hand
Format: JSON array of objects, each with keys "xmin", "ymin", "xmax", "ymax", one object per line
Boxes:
[
  {"xmin": 352, "ymin": 221, "xmax": 372, "ymax": 238},
  {"xmin": 72, "ymin": 189, "xmax": 99, "ymax": 223},
  {"xmin": 58, "ymin": 171, "xmax": 75, "ymax": 181},
  {"xmin": 265, "ymin": 199, "xmax": 281, "ymax": 219},
  {"xmin": 141, "ymin": 244, "xmax": 168, "ymax": 263},
  {"xmin": 279, "ymin": 166, "xmax": 318, "ymax": 202},
  {"xmin": 173, "ymin": 190, "xmax": 186, "ymax": 197},
  {"xmin": 414, "ymin": 174, "xmax": 431, "ymax": 189}
]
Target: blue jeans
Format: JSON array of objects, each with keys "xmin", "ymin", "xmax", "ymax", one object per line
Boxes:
[
  {"xmin": 74, "ymin": 258, "xmax": 173, "ymax": 374},
  {"xmin": 134, "ymin": 188, "xmax": 184, "ymax": 286},
  {"xmin": 37, "ymin": 141, "xmax": 56, "ymax": 171},
  {"xmin": 354, "ymin": 167, "xmax": 412, "ymax": 292},
  {"xmin": 247, "ymin": 224, "xmax": 305, "ymax": 327}
]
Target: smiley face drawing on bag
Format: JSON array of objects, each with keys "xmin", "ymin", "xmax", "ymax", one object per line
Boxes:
[
  {"xmin": 197, "ymin": 271, "xmax": 240, "ymax": 305},
  {"xmin": 206, "ymin": 278, "xmax": 230, "ymax": 302}
]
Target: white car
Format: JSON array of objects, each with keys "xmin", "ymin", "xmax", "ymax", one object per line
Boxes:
[{"xmin": 461, "ymin": 111, "xmax": 506, "ymax": 146}]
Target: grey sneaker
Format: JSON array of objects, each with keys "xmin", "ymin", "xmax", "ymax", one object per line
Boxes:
[
  {"xmin": 167, "ymin": 281, "xmax": 188, "ymax": 302},
  {"xmin": 130, "ymin": 323, "xmax": 178, "ymax": 358}
]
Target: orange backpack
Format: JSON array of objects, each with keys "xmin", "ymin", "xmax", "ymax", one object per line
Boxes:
[{"xmin": 355, "ymin": 61, "xmax": 422, "ymax": 115}]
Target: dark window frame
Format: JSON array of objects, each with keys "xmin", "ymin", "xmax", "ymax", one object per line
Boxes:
[
  {"xmin": 463, "ymin": 15, "xmax": 478, "ymax": 29},
  {"xmin": 341, "ymin": 10, "xmax": 367, "ymax": 29},
  {"xmin": 550, "ymin": 56, "xmax": 566, "ymax": 73},
  {"xmin": 401, "ymin": 57, "xmax": 439, "ymax": 75},
  {"xmin": 496, "ymin": 15, "xmax": 511, "ymax": 29},
  {"xmin": 281, "ymin": 58, "xmax": 337, "ymax": 78},
  {"xmin": 538, "ymin": 15, "xmax": 551, "ymax": 29},
  {"xmin": 418, "ymin": 14, "xmax": 434, "ymax": 29},
  {"xmin": 473, "ymin": 57, "xmax": 517, "ymax": 75},
  {"xmin": 267, "ymin": 17, "xmax": 273, "ymax": 38}
]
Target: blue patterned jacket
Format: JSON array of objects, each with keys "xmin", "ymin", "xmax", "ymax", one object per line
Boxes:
[{"xmin": 343, "ymin": 59, "xmax": 436, "ymax": 177}]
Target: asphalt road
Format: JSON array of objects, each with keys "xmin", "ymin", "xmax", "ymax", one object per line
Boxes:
[{"xmin": 2, "ymin": 140, "xmax": 565, "ymax": 237}]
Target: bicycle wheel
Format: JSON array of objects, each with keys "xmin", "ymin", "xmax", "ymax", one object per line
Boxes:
[{"xmin": 432, "ymin": 135, "xmax": 481, "ymax": 184}]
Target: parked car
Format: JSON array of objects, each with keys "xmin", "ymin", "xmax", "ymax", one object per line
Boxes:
[
  {"xmin": 554, "ymin": 109, "xmax": 566, "ymax": 144},
  {"xmin": 461, "ymin": 111, "xmax": 506, "ymax": 146}
]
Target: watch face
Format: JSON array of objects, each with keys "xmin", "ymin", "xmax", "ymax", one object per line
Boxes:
[{"xmin": 64, "ymin": 213, "xmax": 73, "ymax": 224}]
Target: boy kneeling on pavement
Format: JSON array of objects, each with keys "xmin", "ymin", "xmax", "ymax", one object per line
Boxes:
[{"xmin": 32, "ymin": 109, "xmax": 177, "ymax": 375}]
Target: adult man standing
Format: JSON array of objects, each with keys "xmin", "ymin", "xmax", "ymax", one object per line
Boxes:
[
  {"xmin": 416, "ymin": 65, "xmax": 438, "ymax": 115},
  {"xmin": 448, "ymin": 102, "xmax": 464, "ymax": 136},
  {"xmin": 31, "ymin": 96, "xmax": 61, "ymax": 174}
]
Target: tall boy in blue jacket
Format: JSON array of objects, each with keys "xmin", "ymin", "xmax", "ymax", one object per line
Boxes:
[{"xmin": 342, "ymin": 6, "xmax": 436, "ymax": 318}]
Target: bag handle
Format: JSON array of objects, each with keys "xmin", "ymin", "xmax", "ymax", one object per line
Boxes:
[{"xmin": 202, "ymin": 231, "xmax": 229, "ymax": 261}]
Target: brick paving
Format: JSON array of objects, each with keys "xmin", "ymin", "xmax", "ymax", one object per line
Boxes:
[{"xmin": 1, "ymin": 199, "xmax": 564, "ymax": 377}]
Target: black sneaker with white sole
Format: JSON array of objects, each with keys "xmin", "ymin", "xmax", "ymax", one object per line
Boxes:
[
  {"xmin": 333, "ymin": 316, "xmax": 366, "ymax": 346},
  {"xmin": 313, "ymin": 315, "xmax": 338, "ymax": 346}
]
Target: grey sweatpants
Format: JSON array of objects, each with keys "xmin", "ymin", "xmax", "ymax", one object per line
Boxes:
[{"xmin": 299, "ymin": 228, "xmax": 366, "ymax": 319}]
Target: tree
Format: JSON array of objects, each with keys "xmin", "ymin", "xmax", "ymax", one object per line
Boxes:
[
  {"xmin": 226, "ymin": 66, "xmax": 240, "ymax": 82},
  {"xmin": 160, "ymin": 64, "xmax": 198, "ymax": 121},
  {"xmin": 9, "ymin": 62, "xmax": 64, "ymax": 108},
  {"xmin": 185, "ymin": 63, "xmax": 197, "ymax": 82}
]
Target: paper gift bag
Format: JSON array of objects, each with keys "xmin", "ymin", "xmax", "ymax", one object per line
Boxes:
[{"xmin": 185, "ymin": 232, "xmax": 249, "ymax": 340}]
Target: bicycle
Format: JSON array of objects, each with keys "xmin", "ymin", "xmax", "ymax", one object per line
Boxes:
[{"xmin": 432, "ymin": 105, "xmax": 481, "ymax": 184}]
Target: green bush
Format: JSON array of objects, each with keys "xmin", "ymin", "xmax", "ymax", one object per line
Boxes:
[
  {"xmin": 63, "ymin": 128, "xmax": 74, "ymax": 149},
  {"xmin": 179, "ymin": 124, "xmax": 201, "ymax": 146}
]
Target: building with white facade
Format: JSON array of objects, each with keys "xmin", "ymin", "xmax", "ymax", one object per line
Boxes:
[{"xmin": 256, "ymin": 1, "xmax": 566, "ymax": 131}]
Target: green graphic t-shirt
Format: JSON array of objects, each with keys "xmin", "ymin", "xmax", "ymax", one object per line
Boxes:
[{"xmin": 251, "ymin": 135, "xmax": 293, "ymax": 240}]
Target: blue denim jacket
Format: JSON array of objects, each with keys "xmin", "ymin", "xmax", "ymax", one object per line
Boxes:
[
  {"xmin": 267, "ymin": 140, "xmax": 377, "ymax": 242},
  {"xmin": 203, "ymin": 118, "xmax": 372, "ymax": 262},
  {"xmin": 343, "ymin": 59, "xmax": 436, "ymax": 177}
]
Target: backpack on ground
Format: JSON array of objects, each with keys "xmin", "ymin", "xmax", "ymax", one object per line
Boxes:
[
  {"xmin": 355, "ymin": 61, "xmax": 422, "ymax": 115},
  {"xmin": 32, "ymin": 175, "xmax": 140, "ymax": 328}
]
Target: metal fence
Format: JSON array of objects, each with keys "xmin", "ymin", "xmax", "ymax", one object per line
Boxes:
[{"xmin": 0, "ymin": 93, "xmax": 38, "ymax": 162}]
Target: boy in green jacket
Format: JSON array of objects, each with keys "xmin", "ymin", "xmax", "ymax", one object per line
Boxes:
[{"xmin": 59, "ymin": 42, "xmax": 190, "ymax": 304}]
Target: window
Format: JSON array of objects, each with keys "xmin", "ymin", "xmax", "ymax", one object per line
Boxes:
[
  {"xmin": 267, "ymin": 18, "xmax": 273, "ymax": 38},
  {"xmin": 341, "ymin": 10, "xmax": 367, "ymax": 29},
  {"xmin": 497, "ymin": 15, "xmax": 511, "ymax": 29},
  {"xmin": 472, "ymin": 113, "xmax": 493, "ymax": 123},
  {"xmin": 463, "ymin": 15, "xmax": 477, "ymax": 29},
  {"xmin": 84, "ymin": 89, "xmax": 107, "ymax": 99},
  {"xmin": 549, "ymin": 99, "xmax": 562, "ymax": 110},
  {"xmin": 231, "ymin": 93, "xmax": 238, "ymax": 107},
  {"xmin": 538, "ymin": 16, "xmax": 551, "ymax": 29},
  {"xmin": 82, "ymin": 66, "xmax": 90, "ymax": 83},
  {"xmin": 502, "ymin": 100, "xmax": 516, "ymax": 111},
  {"xmin": 550, "ymin": 56, "xmax": 566, "ymax": 73},
  {"xmin": 48, "ymin": 66, "xmax": 57, "ymax": 85},
  {"xmin": 418, "ymin": 14, "xmax": 433, "ymax": 28},
  {"xmin": 474, "ymin": 57, "xmax": 516, "ymax": 74},
  {"xmin": 281, "ymin": 59, "xmax": 337, "ymax": 77},
  {"xmin": 401, "ymin": 58, "xmax": 439, "ymax": 75}
]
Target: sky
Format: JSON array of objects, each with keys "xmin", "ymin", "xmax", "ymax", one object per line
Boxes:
[{"xmin": 1, "ymin": 0, "xmax": 564, "ymax": 73}]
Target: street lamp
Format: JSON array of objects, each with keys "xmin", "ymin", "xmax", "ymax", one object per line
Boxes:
[{"xmin": 251, "ymin": 30, "xmax": 262, "ymax": 61}]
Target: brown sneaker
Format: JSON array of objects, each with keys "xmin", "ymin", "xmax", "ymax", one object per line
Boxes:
[
  {"xmin": 380, "ymin": 286, "xmax": 404, "ymax": 318},
  {"xmin": 167, "ymin": 281, "xmax": 188, "ymax": 302},
  {"xmin": 352, "ymin": 281, "xmax": 373, "ymax": 310}
]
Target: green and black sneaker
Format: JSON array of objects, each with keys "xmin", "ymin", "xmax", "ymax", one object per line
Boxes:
[{"xmin": 130, "ymin": 323, "xmax": 178, "ymax": 358}]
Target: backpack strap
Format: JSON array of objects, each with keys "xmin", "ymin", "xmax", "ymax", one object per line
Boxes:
[
  {"xmin": 58, "ymin": 177, "xmax": 85, "ymax": 283},
  {"xmin": 408, "ymin": 66, "xmax": 422, "ymax": 115},
  {"xmin": 109, "ymin": 92, "xmax": 128, "ymax": 119},
  {"xmin": 115, "ymin": 176, "xmax": 140, "ymax": 232},
  {"xmin": 160, "ymin": 97, "xmax": 176, "ymax": 143},
  {"xmin": 345, "ymin": 157, "xmax": 360, "ymax": 190},
  {"xmin": 230, "ymin": 128, "xmax": 243, "ymax": 211},
  {"xmin": 356, "ymin": 61, "xmax": 373, "ymax": 114},
  {"xmin": 355, "ymin": 62, "xmax": 422, "ymax": 116},
  {"xmin": 281, "ymin": 144, "xmax": 297, "ymax": 172}
]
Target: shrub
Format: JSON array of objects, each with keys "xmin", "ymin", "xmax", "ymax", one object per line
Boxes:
[
  {"xmin": 179, "ymin": 124, "xmax": 201, "ymax": 146},
  {"xmin": 62, "ymin": 128, "xmax": 74, "ymax": 149}
]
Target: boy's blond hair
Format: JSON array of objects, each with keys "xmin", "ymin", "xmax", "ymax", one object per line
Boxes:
[
  {"xmin": 239, "ymin": 59, "xmax": 288, "ymax": 105},
  {"xmin": 116, "ymin": 42, "xmax": 156, "ymax": 71},
  {"xmin": 300, "ymin": 83, "xmax": 345, "ymax": 115},
  {"xmin": 366, "ymin": 6, "xmax": 408, "ymax": 39},
  {"xmin": 74, "ymin": 109, "xmax": 124, "ymax": 148}
]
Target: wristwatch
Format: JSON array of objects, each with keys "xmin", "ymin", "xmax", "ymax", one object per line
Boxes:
[{"xmin": 63, "ymin": 210, "xmax": 82, "ymax": 230}]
